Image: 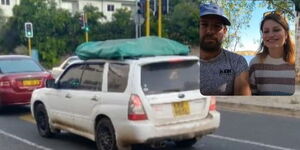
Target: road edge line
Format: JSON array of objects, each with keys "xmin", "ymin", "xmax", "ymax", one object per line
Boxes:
[
  {"xmin": 0, "ymin": 129, "xmax": 52, "ymax": 150},
  {"xmin": 217, "ymin": 102, "xmax": 300, "ymax": 119},
  {"xmin": 208, "ymin": 134, "xmax": 296, "ymax": 150}
]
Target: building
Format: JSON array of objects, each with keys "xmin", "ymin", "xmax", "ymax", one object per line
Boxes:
[
  {"xmin": 0, "ymin": 0, "xmax": 136, "ymax": 22},
  {"xmin": 0, "ymin": 0, "xmax": 20, "ymax": 17},
  {"xmin": 56, "ymin": 0, "xmax": 136, "ymax": 22}
]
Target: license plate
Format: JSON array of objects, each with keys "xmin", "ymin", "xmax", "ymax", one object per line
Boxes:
[
  {"xmin": 22, "ymin": 79, "xmax": 41, "ymax": 86},
  {"xmin": 172, "ymin": 101, "xmax": 190, "ymax": 116}
]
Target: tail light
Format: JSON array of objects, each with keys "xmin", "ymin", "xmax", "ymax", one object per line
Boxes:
[
  {"xmin": 128, "ymin": 94, "xmax": 148, "ymax": 121},
  {"xmin": 209, "ymin": 96, "xmax": 216, "ymax": 111},
  {"xmin": 0, "ymin": 80, "xmax": 10, "ymax": 88}
]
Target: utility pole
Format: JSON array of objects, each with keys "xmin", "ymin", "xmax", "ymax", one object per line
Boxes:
[
  {"xmin": 146, "ymin": 0, "xmax": 150, "ymax": 36},
  {"xmin": 158, "ymin": 0, "xmax": 162, "ymax": 37},
  {"xmin": 84, "ymin": 13, "xmax": 89, "ymax": 42}
]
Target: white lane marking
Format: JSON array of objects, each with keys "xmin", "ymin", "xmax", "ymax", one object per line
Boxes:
[
  {"xmin": 0, "ymin": 129, "xmax": 52, "ymax": 150},
  {"xmin": 208, "ymin": 134, "xmax": 296, "ymax": 150}
]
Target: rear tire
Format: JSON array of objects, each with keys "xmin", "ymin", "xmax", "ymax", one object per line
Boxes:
[
  {"xmin": 34, "ymin": 104, "xmax": 54, "ymax": 137},
  {"xmin": 95, "ymin": 118, "xmax": 118, "ymax": 150},
  {"xmin": 175, "ymin": 138, "xmax": 197, "ymax": 147}
]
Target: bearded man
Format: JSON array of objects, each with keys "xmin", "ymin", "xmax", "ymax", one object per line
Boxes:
[{"xmin": 199, "ymin": 3, "xmax": 251, "ymax": 95}]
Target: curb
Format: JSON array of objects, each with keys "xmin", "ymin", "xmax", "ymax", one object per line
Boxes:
[{"xmin": 216, "ymin": 96, "xmax": 300, "ymax": 118}]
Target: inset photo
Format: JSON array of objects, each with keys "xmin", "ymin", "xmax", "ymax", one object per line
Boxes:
[{"xmin": 199, "ymin": 0, "xmax": 297, "ymax": 96}]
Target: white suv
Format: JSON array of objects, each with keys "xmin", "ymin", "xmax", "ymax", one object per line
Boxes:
[{"xmin": 31, "ymin": 55, "xmax": 220, "ymax": 150}]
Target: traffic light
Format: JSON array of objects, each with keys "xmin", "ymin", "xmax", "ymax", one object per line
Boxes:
[
  {"xmin": 79, "ymin": 13, "xmax": 85, "ymax": 29},
  {"xmin": 162, "ymin": 0, "xmax": 169, "ymax": 14},
  {"xmin": 24, "ymin": 22, "xmax": 33, "ymax": 38},
  {"xmin": 137, "ymin": 0, "xmax": 145, "ymax": 15},
  {"xmin": 85, "ymin": 26, "xmax": 89, "ymax": 32}
]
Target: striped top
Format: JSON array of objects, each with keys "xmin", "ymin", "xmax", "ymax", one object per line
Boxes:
[{"xmin": 249, "ymin": 55, "xmax": 295, "ymax": 95}]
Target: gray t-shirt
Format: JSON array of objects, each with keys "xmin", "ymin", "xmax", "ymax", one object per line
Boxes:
[{"xmin": 200, "ymin": 49, "xmax": 248, "ymax": 95}]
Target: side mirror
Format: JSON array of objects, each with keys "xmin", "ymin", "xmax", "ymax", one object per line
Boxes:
[{"xmin": 46, "ymin": 79, "xmax": 56, "ymax": 88}]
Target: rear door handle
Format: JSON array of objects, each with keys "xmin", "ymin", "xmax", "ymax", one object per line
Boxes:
[
  {"xmin": 65, "ymin": 93, "xmax": 72, "ymax": 99},
  {"xmin": 91, "ymin": 96, "xmax": 99, "ymax": 101},
  {"xmin": 178, "ymin": 93, "xmax": 185, "ymax": 98}
]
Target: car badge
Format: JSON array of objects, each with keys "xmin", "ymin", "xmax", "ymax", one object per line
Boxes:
[{"xmin": 178, "ymin": 93, "xmax": 185, "ymax": 98}]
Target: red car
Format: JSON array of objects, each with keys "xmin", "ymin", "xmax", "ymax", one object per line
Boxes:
[{"xmin": 0, "ymin": 55, "xmax": 52, "ymax": 107}]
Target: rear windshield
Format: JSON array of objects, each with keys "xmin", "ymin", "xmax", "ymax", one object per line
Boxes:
[
  {"xmin": 141, "ymin": 60, "xmax": 199, "ymax": 95},
  {"xmin": 0, "ymin": 58, "xmax": 44, "ymax": 74}
]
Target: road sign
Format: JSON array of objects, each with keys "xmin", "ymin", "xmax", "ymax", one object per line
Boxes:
[{"xmin": 134, "ymin": 14, "xmax": 145, "ymax": 25}]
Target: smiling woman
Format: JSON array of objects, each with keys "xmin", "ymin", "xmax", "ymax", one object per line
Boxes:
[{"xmin": 249, "ymin": 11, "xmax": 295, "ymax": 95}]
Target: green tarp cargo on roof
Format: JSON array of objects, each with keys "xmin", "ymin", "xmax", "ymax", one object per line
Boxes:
[{"xmin": 75, "ymin": 36, "xmax": 189, "ymax": 60}]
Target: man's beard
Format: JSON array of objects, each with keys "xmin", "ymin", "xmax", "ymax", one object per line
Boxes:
[{"xmin": 200, "ymin": 35, "xmax": 222, "ymax": 52}]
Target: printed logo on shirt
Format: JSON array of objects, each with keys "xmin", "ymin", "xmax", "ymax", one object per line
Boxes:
[{"xmin": 219, "ymin": 69, "xmax": 232, "ymax": 75}]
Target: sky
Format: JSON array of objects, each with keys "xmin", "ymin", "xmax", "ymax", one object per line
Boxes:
[{"xmin": 232, "ymin": 1, "xmax": 296, "ymax": 52}]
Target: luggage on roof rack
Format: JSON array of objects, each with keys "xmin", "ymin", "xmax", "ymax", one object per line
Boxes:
[{"xmin": 75, "ymin": 36, "xmax": 190, "ymax": 60}]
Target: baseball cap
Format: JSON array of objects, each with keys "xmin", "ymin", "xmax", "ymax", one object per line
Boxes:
[{"xmin": 200, "ymin": 3, "xmax": 231, "ymax": 26}]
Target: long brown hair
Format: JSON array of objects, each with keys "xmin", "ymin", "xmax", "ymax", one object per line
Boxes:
[{"xmin": 258, "ymin": 12, "xmax": 295, "ymax": 64}]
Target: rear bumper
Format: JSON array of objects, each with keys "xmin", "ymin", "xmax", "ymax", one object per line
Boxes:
[
  {"xmin": 0, "ymin": 88, "xmax": 31, "ymax": 106},
  {"xmin": 117, "ymin": 111, "xmax": 220, "ymax": 145}
]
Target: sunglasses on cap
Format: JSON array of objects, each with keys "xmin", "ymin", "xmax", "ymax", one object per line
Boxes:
[{"xmin": 263, "ymin": 10, "xmax": 285, "ymax": 18}]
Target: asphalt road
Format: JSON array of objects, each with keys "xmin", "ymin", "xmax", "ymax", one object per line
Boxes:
[{"xmin": 0, "ymin": 106, "xmax": 299, "ymax": 150}]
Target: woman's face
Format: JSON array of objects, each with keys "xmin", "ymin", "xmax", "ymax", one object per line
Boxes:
[{"xmin": 262, "ymin": 19, "xmax": 287, "ymax": 50}]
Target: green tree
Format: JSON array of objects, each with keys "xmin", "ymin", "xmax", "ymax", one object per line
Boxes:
[
  {"xmin": 219, "ymin": 0, "xmax": 255, "ymax": 51},
  {"xmin": 0, "ymin": 8, "xmax": 5, "ymax": 28},
  {"xmin": 0, "ymin": 1, "xmax": 136, "ymax": 67},
  {"xmin": 0, "ymin": 18, "xmax": 21, "ymax": 53},
  {"xmin": 0, "ymin": 8, "xmax": 19, "ymax": 53},
  {"xmin": 0, "ymin": 0, "xmax": 81, "ymax": 67},
  {"xmin": 1, "ymin": 0, "xmax": 296, "ymax": 67},
  {"xmin": 262, "ymin": 0, "xmax": 295, "ymax": 19},
  {"xmin": 166, "ymin": 1, "xmax": 199, "ymax": 45},
  {"xmin": 98, "ymin": 8, "xmax": 135, "ymax": 40},
  {"xmin": 197, "ymin": 0, "xmax": 295, "ymax": 51},
  {"xmin": 111, "ymin": 8, "xmax": 135, "ymax": 39},
  {"xmin": 81, "ymin": 5, "xmax": 106, "ymax": 42}
]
